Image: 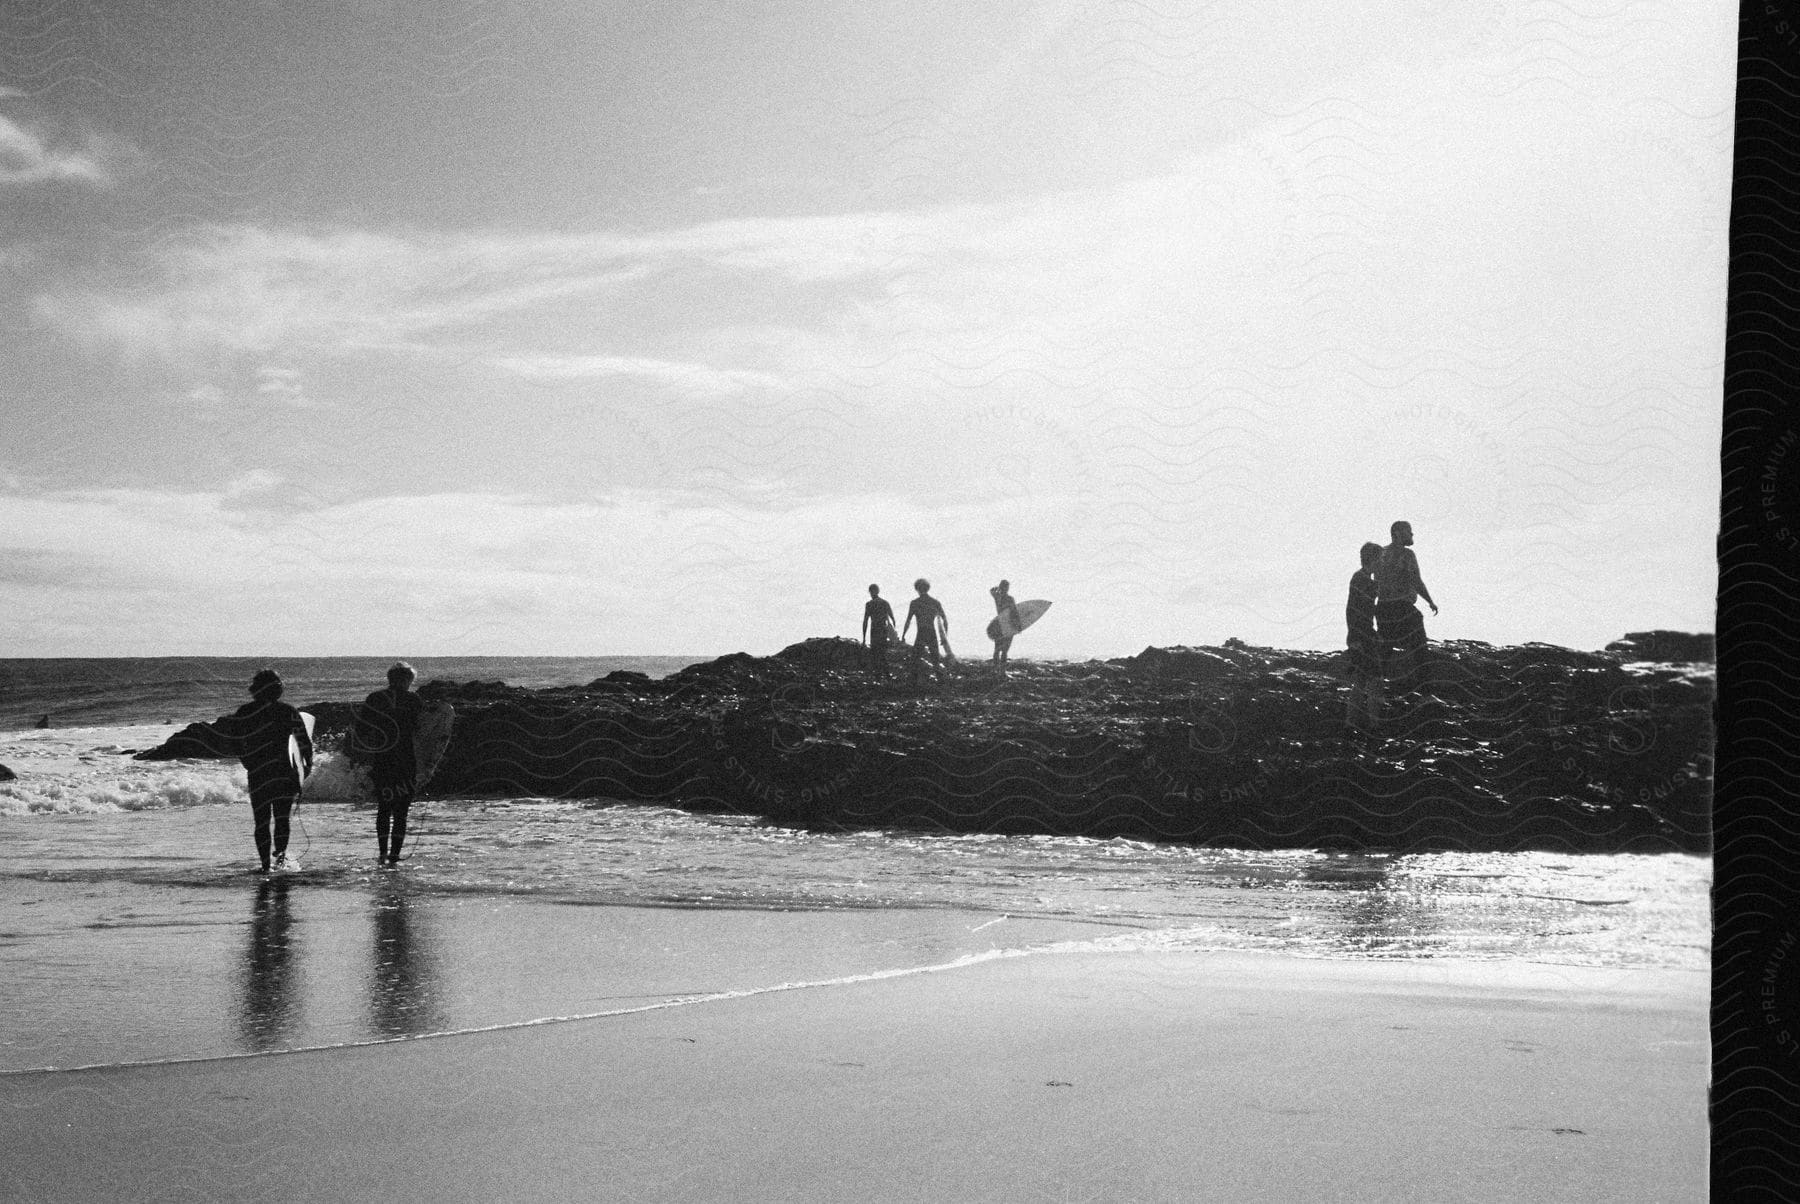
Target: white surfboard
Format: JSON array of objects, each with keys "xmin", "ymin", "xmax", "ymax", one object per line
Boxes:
[
  {"xmin": 347, "ymin": 696, "xmax": 453, "ymax": 800},
  {"xmin": 288, "ymin": 712, "xmax": 316, "ymax": 780},
  {"xmin": 990, "ymin": 598, "xmax": 1052, "ymax": 640}
]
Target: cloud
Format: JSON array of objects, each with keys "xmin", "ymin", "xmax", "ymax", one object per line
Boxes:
[
  {"xmin": 30, "ymin": 227, "xmax": 655, "ymax": 360},
  {"xmin": 485, "ymin": 354, "xmax": 786, "ymax": 396},
  {"xmin": 254, "ymin": 365, "xmax": 312, "ymax": 407},
  {"xmin": 224, "ymin": 470, "xmax": 283, "ymax": 498},
  {"xmin": 0, "ymin": 546, "xmax": 153, "ymax": 589},
  {"xmin": 18, "ymin": 199, "xmax": 954, "ymax": 368},
  {"xmin": 0, "ymin": 113, "xmax": 114, "ymax": 188}
]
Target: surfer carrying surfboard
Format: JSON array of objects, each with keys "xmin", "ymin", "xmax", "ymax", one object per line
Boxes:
[
  {"xmin": 355, "ymin": 662, "xmax": 424, "ymax": 866},
  {"xmin": 216, "ymin": 669, "xmax": 313, "ymax": 874},
  {"xmin": 861, "ymin": 584, "xmax": 898, "ymax": 679},
  {"xmin": 988, "ymin": 579, "xmax": 1022, "ymax": 674},
  {"xmin": 902, "ymin": 578, "xmax": 951, "ymax": 686}
]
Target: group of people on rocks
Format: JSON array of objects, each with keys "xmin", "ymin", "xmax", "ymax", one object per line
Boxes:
[
  {"xmin": 852, "ymin": 519, "xmax": 1441, "ymax": 730},
  {"xmin": 211, "ymin": 663, "xmax": 426, "ymax": 874},
  {"xmin": 860, "ymin": 578, "xmax": 1024, "ymax": 685},
  {"xmin": 1344, "ymin": 520, "xmax": 1440, "ymax": 730}
]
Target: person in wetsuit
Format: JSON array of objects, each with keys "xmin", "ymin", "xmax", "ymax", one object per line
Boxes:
[
  {"xmin": 1375, "ymin": 520, "xmax": 1439, "ymax": 696},
  {"xmin": 1345, "ymin": 542, "xmax": 1383, "ymax": 731},
  {"xmin": 989, "ymin": 579, "xmax": 1021, "ymax": 675},
  {"xmin": 902, "ymin": 578, "xmax": 950, "ymax": 686},
  {"xmin": 861, "ymin": 584, "xmax": 896, "ymax": 679},
  {"xmin": 356, "ymin": 661, "xmax": 423, "ymax": 866},
  {"xmin": 221, "ymin": 668, "xmax": 312, "ymax": 873}
]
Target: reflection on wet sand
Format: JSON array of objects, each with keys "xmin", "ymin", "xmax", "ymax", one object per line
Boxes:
[
  {"xmin": 369, "ymin": 884, "xmax": 446, "ymax": 1039},
  {"xmin": 237, "ymin": 877, "xmax": 297, "ymax": 1052}
]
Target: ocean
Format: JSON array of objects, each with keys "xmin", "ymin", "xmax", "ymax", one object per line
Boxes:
[
  {"xmin": 0, "ymin": 656, "xmax": 1710, "ymax": 1074},
  {"xmin": 0, "ymin": 655, "xmax": 703, "ymax": 732}
]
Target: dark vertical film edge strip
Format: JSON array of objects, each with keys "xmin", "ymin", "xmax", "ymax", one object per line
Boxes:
[{"xmin": 1716, "ymin": 2, "xmax": 1800, "ymax": 1193}]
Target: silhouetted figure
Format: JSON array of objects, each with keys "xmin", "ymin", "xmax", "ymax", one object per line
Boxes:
[
  {"xmin": 1375, "ymin": 521, "xmax": 1439, "ymax": 695},
  {"xmin": 903, "ymin": 578, "xmax": 950, "ymax": 686},
  {"xmin": 861, "ymin": 584, "xmax": 897, "ymax": 679},
  {"xmin": 1345, "ymin": 542, "xmax": 1383, "ymax": 730},
  {"xmin": 355, "ymin": 662, "xmax": 422, "ymax": 867},
  {"xmin": 217, "ymin": 669, "xmax": 312, "ymax": 873},
  {"xmin": 237, "ymin": 876, "xmax": 297, "ymax": 1052},
  {"xmin": 989, "ymin": 579, "xmax": 1021, "ymax": 675}
]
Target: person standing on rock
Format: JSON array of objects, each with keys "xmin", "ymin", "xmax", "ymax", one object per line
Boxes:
[
  {"xmin": 861, "ymin": 584, "xmax": 897, "ymax": 679},
  {"xmin": 1345, "ymin": 542, "xmax": 1384, "ymax": 730},
  {"xmin": 989, "ymin": 579, "xmax": 1021, "ymax": 676},
  {"xmin": 219, "ymin": 669, "xmax": 312, "ymax": 874},
  {"xmin": 355, "ymin": 662, "xmax": 423, "ymax": 867},
  {"xmin": 1375, "ymin": 521, "xmax": 1439, "ymax": 695},
  {"xmin": 903, "ymin": 578, "xmax": 951, "ymax": 686}
]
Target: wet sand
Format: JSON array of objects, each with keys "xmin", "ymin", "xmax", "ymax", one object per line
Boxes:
[
  {"xmin": 0, "ymin": 950, "xmax": 1705, "ymax": 1203},
  {"xmin": 0, "ymin": 877, "xmax": 1132, "ymax": 1072}
]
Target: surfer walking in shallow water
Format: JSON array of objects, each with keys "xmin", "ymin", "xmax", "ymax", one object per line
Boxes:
[
  {"xmin": 903, "ymin": 578, "xmax": 951, "ymax": 686},
  {"xmin": 861, "ymin": 583, "xmax": 897, "ymax": 679},
  {"xmin": 218, "ymin": 669, "xmax": 312, "ymax": 874},
  {"xmin": 989, "ymin": 579, "xmax": 1021, "ymax": 676},
  {"xmin": 356, "ymin": 662, "xmax": 423, "ymax": 866}
]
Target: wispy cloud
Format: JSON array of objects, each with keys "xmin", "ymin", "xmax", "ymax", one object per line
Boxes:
[
  {"xmin": 29, "ymin": 227, "xmax": 651, "ymax": 359},
  {"xmin": 254, "ymin": 365, "xmax": 314, "ymax": 407},
  {"xmin": 24, "ymin": 216, "xmax": 898, "ymax": 363},
  {"xmin": 485, "ymin": 354, "xmax": 786, "ymax": 396},
  {"xmin": 0, "ymin": 112, "xmax": 115, "ymax": 187},
  {"xmin": 224, "ymin": 470, "xmax": 282, "ymax": 499}
]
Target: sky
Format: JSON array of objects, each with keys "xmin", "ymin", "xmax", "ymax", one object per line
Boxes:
[{"xmin": 2, "ymin": 0, "xmax": 1730, "ymax": 658}]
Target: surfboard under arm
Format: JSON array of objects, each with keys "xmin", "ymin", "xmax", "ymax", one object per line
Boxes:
[{"xmin": 289, "ymin": 712, "xmax": 316, "ymax": 780}]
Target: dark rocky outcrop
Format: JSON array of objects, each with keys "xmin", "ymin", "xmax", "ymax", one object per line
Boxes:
[
  {"xmin": 591, "ymin": 670, "xmax": 652, "ymax": 686},
  {"xmin": 0, "ymin": 763, "xmax": 14, "ymax": 781},
  {"xmin": 131, "ymin": 720, "xmax": 242, "ymax": 760},
  {"xmin": 129, "ymin": 635, "xmax": 1714, "ymax": 854},
  {"xmin": 1604, "ymin": 630, "xmax": 1716, "ymax": 662}
]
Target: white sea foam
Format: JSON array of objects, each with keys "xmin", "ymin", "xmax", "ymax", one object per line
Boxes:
[
  {"xmin": 0, "ymin": 723, "xmax": 246, "ymax": 815},
  {"xmin": 299, "ymin": 752, "xmax": 370, "ymax": 803},
  {"xmin": 0, "ymin": 753, "xmax": 370, "ymax": 816},
  {"xmin": 0, "ymin": 769, "xmax": 245, "ymax": 815}
]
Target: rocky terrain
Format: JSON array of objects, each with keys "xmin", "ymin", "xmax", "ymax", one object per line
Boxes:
[{"xmin": 150, "ymin": 630, "xmax": 1714, "ymax": 854}]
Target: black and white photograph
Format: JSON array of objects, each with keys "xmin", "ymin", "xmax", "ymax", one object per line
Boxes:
[{"xmin": 1, "ymin": 3, "xmax": 1730, "ymax": 1200}]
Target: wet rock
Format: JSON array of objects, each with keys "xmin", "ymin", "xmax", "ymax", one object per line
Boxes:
[
  {"xmin": 207, "ymin": 633, "xmax": 1714, "ymax": 854},
  {"xmin": 772, "ymin": 637, "xmax": 868, "ymax": 674},
  {"xmin": 1605, "ymin": 630, "xmax": 1716, "ymax": 662},
  {"xmin": 132, "ymin": 720, "xmax": 240, "ymax": 760}
]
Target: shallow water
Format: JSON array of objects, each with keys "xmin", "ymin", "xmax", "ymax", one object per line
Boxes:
[{"xmin": 0, "ymin": 725, "xmax": 1710, "ymax": 1071}]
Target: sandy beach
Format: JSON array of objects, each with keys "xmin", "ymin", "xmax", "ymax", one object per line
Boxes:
[{"xmin": 1, "ymin": 947, "xmax": 1704, "ymax": 1203}]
